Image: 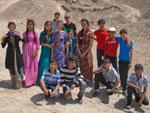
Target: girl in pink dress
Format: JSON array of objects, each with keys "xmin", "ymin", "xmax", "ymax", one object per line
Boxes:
[{"xmin": 22, "ymin": 19, "xmax": 40, "ymax": 87}]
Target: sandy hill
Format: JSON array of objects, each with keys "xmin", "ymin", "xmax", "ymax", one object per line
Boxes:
[{"xmin": 0, "ymin": 0, "xmax": 150, "ymax": 113}]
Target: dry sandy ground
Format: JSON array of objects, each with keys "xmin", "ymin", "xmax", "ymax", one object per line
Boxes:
[{"xmin": 0, "ymin": 0, "xmax": 150, "ymax": 113}]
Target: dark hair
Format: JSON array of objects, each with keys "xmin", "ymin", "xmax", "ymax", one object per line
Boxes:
[
  {"xmin": 56, "ymin": 20, "xmax": 63, "ymax": 25},
  {"xmin": 120, "ymin": 29, "xmax": 128, "ymax": 34},
  {"xmin": 67, "ymin": 57, "xmax": 77, "ymax": 65},
  {"xmin": 81, "ymin": 19, "xmax": 89, "ymax": 26},
  {"xmin": 102, "ymin": 58, "xmax": 111, "ymax": 64},
  {"xmin": 55, "ymin": 12, "xmax": 60, "ymax": 16},
  {"xmin": 8, "ymin": 21, "xmax": 16, "ymax": 28},
  {"xmin": 25, "ymin": 19, "xmax": 36, "ymax": 42},
  {"xmin": 44, "ymin": 21, "xmax": 52, "ymax": 33},
  {"xmin": 50, "ymin": 59, "xmax": 57, "ymax": 64},
  {"xmin": 135, "ymin": 64, "xmax": 144, "ymax": 70},
  {"xmin": 67, "ymin": 28, "xmax": 73, "ymax": 33},
  {"xmin": 80, "ymin": 19, "xmax": 89, "ymax": 36},
  {"xmin": 98, "ymin": 19, "xmax": 105, "ymax": 25}
]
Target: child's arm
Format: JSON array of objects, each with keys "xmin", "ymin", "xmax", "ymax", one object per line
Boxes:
[
  {"xmin": 129, "ymin": 48, "xmax": 133, "ymax": 68},
  {"xmin": 127, "ymin": 81, "xmax": 142, "ymax": 92},
  {"xmin": 138, "ymin": 87, "xmax": 147, "ymax": 106},
  {"xmin": 112, "ymin": 76, "xmax": 120, "ymax": 91},
  {"xmin": 40, "ymin": 79, "xmax": 49, "ymax": 96},
  {"xmin": 51, "ymin": 84, "xmax": 60, "ymax": 96}
]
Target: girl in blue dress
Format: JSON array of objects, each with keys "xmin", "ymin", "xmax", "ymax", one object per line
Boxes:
[{"xmin": 36, "ymin": 21, "xmax": 53, "ymax": 85}]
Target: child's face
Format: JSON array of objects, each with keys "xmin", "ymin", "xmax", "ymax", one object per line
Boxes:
[
  {"xmin": 57, "ymin": 22, "xmax": 63, "ymax": 31},
  {"xmin": 109, "ymin": 31, "xmax": 116, "ymax": 38},
  {"xmin": 55, "ymin": 14, "xmax": 60, "ymax": 20},
  {"xmin": 8, "ymin": 24, "xmax": 16, "ymax": 32},
  {"xmin": 50, "ymin": 63, "xmax": 57, "ymax": 72},
  {"xmin": 103, "ymin": 63, "xmax": 110, "ymax": 70},
  {"xmin": 45, "ymin": 22, "xmax": 52, "ymax": 32},
  {"xmin": 120, "ymin": 33, "xmax": 127, "ymax": 39},
  {"xmin": 98, "ymin": 23, "xmax": 105, "ymax": 29},
  {"xmin": 68, "ymin": 61, "xmax": 76, "ymax": 69},
  {"xmin": 81, "ymin": 21, "xmax": 88, "ymax": 30},
  {"xmin": 68, "ymin": 30, "xmax": 73, "ymax": 38},
  {"xmin": 135, "ymin": 68, "xmax": 143, "ymax": 78},
  {"xmin": 27, "ymin": 22, "xmax": 34, "ymax": 31}
]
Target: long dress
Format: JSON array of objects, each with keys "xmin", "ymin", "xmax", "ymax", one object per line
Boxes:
[
  {"xmin": 22, "ymin": 32, "xmax": 40, "ymax": 87},
  {"xmin": 36, "ymin": 32, "xmax": 53, "ymax": 86},
  {"xmin": 78, "ymin": 29, "xmax": 93, "ymax": 80},
  {"xmin": 1, "ymin": 32, "xmax": 23, "ymax": 88},
  {"xmin": 53, "ymin": 31, "xmax": 67, "ymax": 70}
]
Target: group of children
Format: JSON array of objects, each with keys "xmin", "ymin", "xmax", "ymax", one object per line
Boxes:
[{"xmin": 1, "ymin": 12, "xmax": 149, "ymax": 108}]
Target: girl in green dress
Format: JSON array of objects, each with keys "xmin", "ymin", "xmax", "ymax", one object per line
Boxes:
[{"xmin": 36, "ymin": 21, "xmax": 53, "ymax": 86}]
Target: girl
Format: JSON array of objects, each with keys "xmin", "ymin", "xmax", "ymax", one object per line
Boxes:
[
  {"xmin": 53, "ymin": 20, "xmax": 67, "ymax": 70},
  {"xmin": 22, "ymin": 19, "xmax": 40, "ymax": 87},
  {"xmin": 1, "ymin": 22, "xmax": 24, "ymax": 89},
  {"xmin": 77, "ymin": 19, "xmax": 94, "ymax": 82},
  {"xmin": 36, "ymin": 21, "xmax": 53, "ymax": 86},
  {"xmin": 66, "ymin": 28, "xmax": 78, "ymax": 59}
]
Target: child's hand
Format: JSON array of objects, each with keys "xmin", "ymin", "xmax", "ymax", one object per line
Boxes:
[
  {"xmin": 51, "ymin": 91, "xmax": 56, "ymax": 97},
  {"xmin": 71, "ymin": 84, "xmax": 76, "ymax": 89}
]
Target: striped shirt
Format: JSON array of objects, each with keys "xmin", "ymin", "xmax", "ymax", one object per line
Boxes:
[
  {"xmin": 128, "ymin": 73, "xmax": 148, "ymax": 93},
  {"xmin": 41, "ymin": 68, "xmax": 60, "ymax": 90},
  {"xmin": 60, "ymin": 66, "xmax": 85, "ymax": 85}
]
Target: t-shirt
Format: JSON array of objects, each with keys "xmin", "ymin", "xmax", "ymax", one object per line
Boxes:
[
  {"xmin": 104, "ymin": 36, "xmax": 119, "ymax": 57},
  {"xmin": 94, "ymin": 29, "xmax": 109, "ymax": 50},
  {"xmin": 63, "ymin": 22, "xmax": 77, "ymax": 35},
  {"xmin": 60, "ymin": 66, "xmax": 85, "ymax": 85},
  {"xmin": 41, "ymin": 68, "xmax": 60, "ymax": 90},
  {"xmin": 97, "ymin": 66, "xmax": 119, "ymax": 83},
  {"xmin": 128, "ymin": 73, "xmax": 148, "ymax": 93},
  {"xmin": 116, "ymin": 36, "xmax": 134, "ymax": 62}
]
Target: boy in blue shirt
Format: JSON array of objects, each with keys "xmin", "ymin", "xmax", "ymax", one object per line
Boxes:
[
  {"xmin": 40, "ymin": 60, "xmax": 60, "ymax": 100},
  {"xmin": 116, "ymin": 29, "xmax": 133, "ymax": 95},
  {"xmin": 126, "ymin": 64, "xmax": 149, "ymax": 109}
]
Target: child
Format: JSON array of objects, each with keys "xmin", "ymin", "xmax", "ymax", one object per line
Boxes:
[
  {"xmin": 36, "ymin": 21, "xmax": 53, "ymax": 86},
  {"xmin": 40, "ymin": 60, "xmax": 60, "ymax": 100},
  {"xmin": 116, "ymin": 29, "xmax": 133, "ymax": 95},
  {"xmin": 60, "ymin": 57, "xmax": 87, "ymax": 104},
  {"xmin": 126, "ymin": 64, "xmax": 149, "ymax": 109},
  {"xmin": 94, "ymin": 19, "xmax": 109, "ymax": 67},
  {"xmin": 22, "ymin": 19, "xmax": 40, "ymax": 87},
  {"xmin": 66, "ymin": 28, "xmax": 78, "ymax": 59},
  {"xmin": 92, "ymin": 59, "xmax": 120, "ymax": 97},
  {"xmin": 104, "ymin": 27, "xmax": 119, "ymax": 72},
  {"xmin": 1, "ymin": 21, "xmax": 24, "ymax": 89}
]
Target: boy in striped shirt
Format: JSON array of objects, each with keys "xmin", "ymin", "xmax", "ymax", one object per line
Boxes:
[{"xmin": 60, "ymin": 57, "xmax": 87, "ymax": 104}]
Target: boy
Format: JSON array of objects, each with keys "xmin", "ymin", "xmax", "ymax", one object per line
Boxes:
[
  {"xmin": 92, "ymin": 59, "xmax": 120, "ymax": 97},
  {"xmin": 104, "ymin": 27, "xmax": 119, "ymax": 72},
  {"xmin": 52, "ymin": 12, "xmax": 60, "ymax": 33},
  {"xmin": 126, "ymin": 64, "xmax": 149, "ymax": 109},
  {"xmin": 40, "ymin": 60, "xmax": 60, "ymax": 99},
  {"xmin": 94, "ymin": 19, "xmax": 109, "ymax": 67},
  {"xmin": 60, "ymin": 57, "xmax": 87, "ymax": 104},
  {"xmin": 116, "ymin": 29, "xmax": 133, "ymax": 95}
]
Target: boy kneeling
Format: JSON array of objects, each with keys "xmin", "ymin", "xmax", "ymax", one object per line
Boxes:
[
  {"xmin": 126, "ymin": 64, "xmax": 149, "ymax": 109},
  {"xmin": 92, "ymin": 59, "xmax": 120, "ymax": 97},
  {"xmin": 60, "ymin": 57, "xmax": 87, "ymax": 104},
  {"xmin": 40, "ymin": 60, "xmax": 60, "ymax": 100}
]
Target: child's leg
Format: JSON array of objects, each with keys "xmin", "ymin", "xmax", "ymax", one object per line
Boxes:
[
  {"xmin": 77, "ymin": 80, "xmax": 87, "ymax": 100},
  {"xmin": 94, "ymin": 73, "xmax": 106, "ymax": 90},
  {"xmin": 126, "ymin": 86, "xmax": 134, "ymax": 105},
  {"xmin": 97, "ymin": 49, "xmax": 103, "ymax": 67},
  {"xmin": 119, "ymin": 61, "xmax": 129, "ymax": 91},
  {"xmin": 135, "ymin": 94, "xmax": 149, "ymax": 106},
  {"xmin": 62, "ymin": 84, "xmax": 72, "ymax": 99},
  {"xmin": 112, "ymin": 57, "xmax": 118, "ymax": 72},
  {"xmin": 106, "ymin": 82, "xmax": 114, "ymax": 95}
]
